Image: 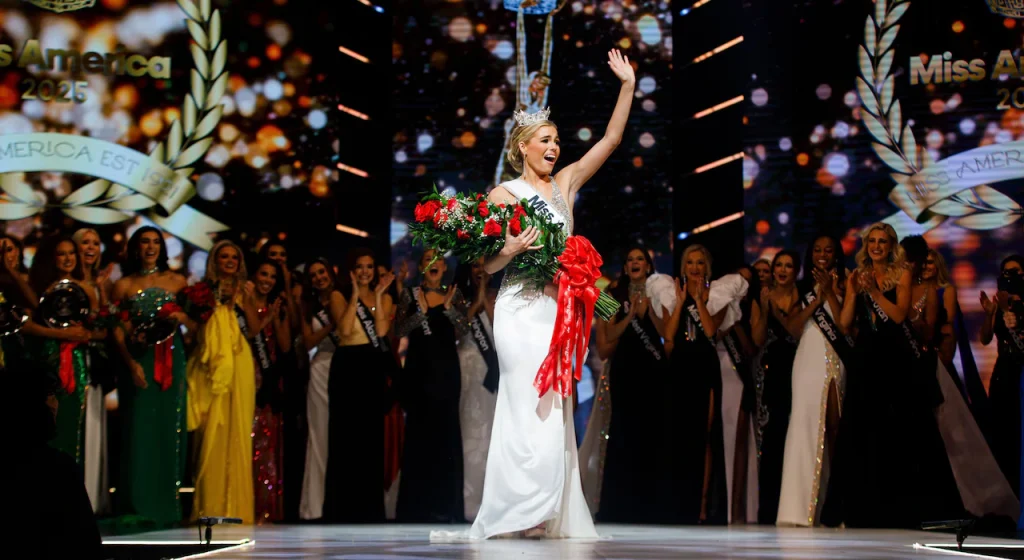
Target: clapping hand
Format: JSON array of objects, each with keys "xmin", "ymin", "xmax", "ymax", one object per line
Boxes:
[
  {"xmin": 443, "ymin": 284, "xmax": 458, "ymax": 310},
  {"xmin": 981, "ymin": 291, "xmax": 997, "ymax": 316},
  {"xmin": 812, "ymin": 267, "xmax": 833, "ymax": 297},
  {"xmin": 376, "ymin": 271, "xmax": 395, "ymax": 297},
  {"xmin": 349, "ymin": 271, "xmax": 360, "ymax": 298}
]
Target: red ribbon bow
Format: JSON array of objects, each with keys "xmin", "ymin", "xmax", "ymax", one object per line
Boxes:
[
  {"xmin": 533, "ymin": 235, "xmax": 604, "ymax": 399},
  {"xmin": 59, "ymin": 341, "xmax": 81, "ymax": 394},
  {"xmin": 153, "ymin": 339, "xmax": 174, "ymax": 391}
]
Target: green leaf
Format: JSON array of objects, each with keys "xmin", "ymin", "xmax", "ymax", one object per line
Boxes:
[{"xmin": 62, "ymin": 179, "xmax": 109, "ymax": 206}]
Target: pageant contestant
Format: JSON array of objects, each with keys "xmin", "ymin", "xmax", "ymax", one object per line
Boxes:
[
  {"xmin": 324, "ymin": 248, "xmax": 395, "ymax": 522},
  {"xmin": 434, "ymin": 48, "xmax": 633, "ymax": 540},
  {"xmin": 299, "ymin": 258, "xmax": 340, "ymax": 520},
  {"xmin": 110, "ymin": 228, "xmax": 193, "ymax": 527},
  {"xmin": 187, "ymin": 240, "xmax": 256, "ymax": 523}
]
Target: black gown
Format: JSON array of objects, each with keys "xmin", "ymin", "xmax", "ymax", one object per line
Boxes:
[
  {"xmin": 666, "ymin": 294, "xmax": 727, "ymax": 524},
  {"xmin": 822, "ymin": 288, "xmax": 962, "ymax": 528},
  {"xmin": 754, "ymin": 311, "xmax": 796, "ymax": 525},
  {"xmin": 597, "ymin": 299, "xmax": 669, "ymax": 523},
  {"xmin": 988, "ymin": 312, "xmax": 1024, "ymax": 498},
  {"xmin": 395, "ymin": 288, "xmax": 467, "ymax": 522},
  {"xmin": 322, "ymin": 306, "xmax": 394, "ymax": 523}
]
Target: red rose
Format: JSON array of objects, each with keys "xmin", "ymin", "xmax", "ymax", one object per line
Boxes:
[
  {"xmin": 157, "ymin": 302, "xmax": 183, "ymax": 319},
  {"xmin": 119, "ymin": 310, "xmax": 131, "ymax": 322},
  {"xmin": 509, "ymin": 205, "xmax": 527, "ymax": 236},
  {"xmin": 433, "ymin": 211, "xmax": 447, "ymax": 227},
  {"xmin": 414, "ymin": 200, "xmax": 441, "ymax": 223},
  {"xmin": 477, "ymin": 202, "xmax": 490, "ymax": 217},
  {"xmin": 476, "ymin": 193, "xmax": 485, "ymax": 201},
  {"xmin": 446, "ymin": 197, "xmax": 458, "ymax": 211},
  {"xmin": 457, "ymin": 230, "xmax": 470, "ymax": 240},
  {"xmin": 483, "ymin": 219, "xmax": 502, "ymax": 237}
]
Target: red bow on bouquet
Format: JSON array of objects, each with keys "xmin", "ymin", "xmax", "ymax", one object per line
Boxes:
[
  {"xmin": 59, "ymin": 341, "xmax": 82, "ymax": 394},
  {"xmin": 533, "ymin": 236, "xmax": 604, "ymax": 399}
]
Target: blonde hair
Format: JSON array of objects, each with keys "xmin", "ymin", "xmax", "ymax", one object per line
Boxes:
[
  {"xmin": 506, "ymin": 120, "xmax": 558, "ymax": 174},
  {"xmin": 206, "ymin": 240, "xmax": 248, "ymax": 294},
  {"xmin": 927, "ymin": 248, "xmax": 952, "ymax": 288},
  {"xmin": 72, "ymin": 227, "xmax": 101, "ymax": 273},
  {"xmin": 854, "ymin": 222, "xmax": 906, "ymax": 292},
  {"xmin": 681, "ymin": 244, "xmax": 713, "ymax": 280}
]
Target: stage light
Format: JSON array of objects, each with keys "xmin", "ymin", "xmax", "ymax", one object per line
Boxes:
[
  {"xmin": 338, "ymin": 104, "xmax": 370, "ymax": 120},
  {"xmin": 691, "ymin": 36, "xmax": 743, "ymax": 64},
  {"xmin": 693, "ymin": 152, "xmax": 743, "ymax": 174},
  {"xmin": 336, "ymin": 224, "xmax": 369, "ymax": 237},
  {"xmin": 337, "ymin": 162, "xmax": 369, "ymax": 178},
  {"xmin": 693, "ymin": 95, "xmax": 744, "ymax": 119},
  {"xmin": 679, "ymin": 0, "xmax": 711, "ymax": 16},
  {"xmin": 339, "ymin": 46, "xmax": 370, "ymax": 63}
]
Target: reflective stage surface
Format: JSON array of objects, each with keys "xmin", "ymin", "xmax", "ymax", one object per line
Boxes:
[{"xmin": 104, "ymin": 524, "xmax": 1023, "ymax": 559}]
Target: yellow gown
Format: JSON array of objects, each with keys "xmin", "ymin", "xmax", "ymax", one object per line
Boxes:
[{"xmin": 187, "ymin": 302, "xmax": 256, "ymax": 523}]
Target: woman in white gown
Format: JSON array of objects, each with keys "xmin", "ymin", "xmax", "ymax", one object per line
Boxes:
[
  {"xmin": 776, "ymin": 234, "xmax": 850, "ymax": 526},
  {"xmin": 433, "ymin": 49, "xmax": 634, "ymax": 540}
]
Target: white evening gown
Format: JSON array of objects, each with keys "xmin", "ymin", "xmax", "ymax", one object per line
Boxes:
[
  {"xmin": 457, "ymin": 311, "xmax": 498, "ymax": 521},
  {"xmin": 299, "ymin": 313, "xmax": 333, "ymax": 520},
  {"xmin": 776, "ymin": 302, "xmax": 844, "ymax": 527},
  {"xmin": 432, "ymin": 178, "xmax": 598, "ymax": 541}
]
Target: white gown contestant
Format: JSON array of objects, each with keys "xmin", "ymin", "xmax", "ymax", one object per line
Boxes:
[{"xmin": 431, "ymin": 178, "xmax": 598, "ymax": 541}]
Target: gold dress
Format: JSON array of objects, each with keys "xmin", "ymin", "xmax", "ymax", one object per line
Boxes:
[{"xmin": 187, "ymin": 302, "xmax": 256, "ymax": 523}]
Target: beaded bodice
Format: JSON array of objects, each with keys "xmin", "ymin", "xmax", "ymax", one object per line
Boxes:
[{"xmin": 497, "ymin": 178, "xmax": 572, "ymax": 299}]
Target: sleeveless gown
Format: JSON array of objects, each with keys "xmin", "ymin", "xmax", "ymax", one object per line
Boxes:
[
  {"xmin": 116, "ymin": 288, "xmax": 188, "ymax": 527},
  {"xmin": 754, "ymin": 311, "xmax": 797, "ymax": 524},
  {"xmin": 821, "ymin": 288, "xmax": 961, "ymax": 528},
  {"xmin": 299, "ymin": 305, "xmax": 334, "ymax": 520},
  {"xmin": 433, "ymin": 178, "xmax": 597, "ymax": 540},
  {"xmin": 596, "ymin": 298, "xmax": 669, "ymax": 522},
  {"xmin": 457, "ymin": 310, "xmax": 498, "ymax": 521},
  {"xmin": 668, "ymin": 293, "xmax": 727, "ymax": 524},
  {"xmin": 776, "ymin": 299, "xmax": 845, "ymax": 527}
]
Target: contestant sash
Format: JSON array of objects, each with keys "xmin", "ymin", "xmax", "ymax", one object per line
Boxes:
[{"xmin": 802, "ymin": 289, "xmax": 856, "ymax": 368}]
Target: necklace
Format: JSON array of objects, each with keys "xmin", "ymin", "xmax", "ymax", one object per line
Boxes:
[
  {"xmin": 422, "ymin": 284, "xmax": 446, "ymax": 294},
  {"xmin": 140, "ymin": 266, "xmax": 159, "ymax": 276}
]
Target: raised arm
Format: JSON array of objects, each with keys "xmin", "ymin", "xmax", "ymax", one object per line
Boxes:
[{"xmin": 556, "ymin": 49, "xmax": 635, "ymax": 195}]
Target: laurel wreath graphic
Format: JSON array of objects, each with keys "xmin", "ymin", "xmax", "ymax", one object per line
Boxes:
[
  {"xmin": 0, "ymin": 0, "xmax": 226, "ymax": 223},
  {"xmin": 857, "ymin": 0, "xmax": 1022, "ymax": 230}
]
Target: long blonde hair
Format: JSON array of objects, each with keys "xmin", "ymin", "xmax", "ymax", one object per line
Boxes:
[
  {"xmin": 72, "ymin": 227, "xmax": 101, "ymax": 274},
  {"xmin": 854, "ymin": 222, "xmax": 906, "ymax": 292},
  {"xmin": 927, "ymin": 248, "xmax": 952, "ymax": 288},
  {"xmin": 506, "ymin": 120, "xmax": 558, "ymax": 174},
  {"xmin": 206, "ymin": 240, "xmax": 247, "ymax": 297},
  {"xmin": 681, "ymin": 243, "xmax": 713, "ymax": 281}
]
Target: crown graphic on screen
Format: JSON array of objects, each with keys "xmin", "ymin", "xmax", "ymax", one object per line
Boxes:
[
  {"xmin": 514, "ymin": 107, "xmax": 551, "ymax": 127},
  {"xmin": 988, "ymin": 0, "xmax": 1024, "ymax": 18}
]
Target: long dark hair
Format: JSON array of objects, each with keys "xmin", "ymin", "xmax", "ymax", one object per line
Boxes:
[
  {"xmin": 0, "ymin": 235, "xmax": 27, "ymax": 275},
  {"xmin": 122, "ymin": 226, "xmax": 169, "ymax": 277},
  {"xmin": 251, "ymin": 259, "xmax": 285, "ymax": 306},
  {"xmin": 771, "ymin": 249, "xmax": 802, "ymax": 287},
  {"xmin": 1001, "ymin": 254, "xmax": 1024, "ymax": 273},
  {"xmin": 29, "ymin": 235, "xmax": 83, "ymax": 296},
  {"xmin": 900, "ymin": 234, "xmax": 929, "ymax": 278},
  {"xmin": 302, "ymin": 257, "xmax": 338, "ymax": 318},
  {"xmin": 258, "ymin": 240, "xmax": 288, "ymax": 265},
  {"xmin": 798, "ymin": 233, "xmax": 847, "ymax": 294},
  {"xmin": 609, "ymin": 245, "xmax": 656, "ymax": 305},
  {"xmin": 339, "ymin": 247, "xmax": 379, "ymax": 294},
  {"xmin": 453, "ymin": 259, "xmax": 481, "ymax": 301}
]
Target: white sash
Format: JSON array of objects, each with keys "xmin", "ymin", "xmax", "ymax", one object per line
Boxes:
[{"xmin": 499, "ymin": 179, "xmax": 567, "ymax": 227}]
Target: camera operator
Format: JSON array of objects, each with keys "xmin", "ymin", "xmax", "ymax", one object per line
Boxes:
[{"xmin": 981, "ymin": 255, "xmax": 1024, "ymax": 499}]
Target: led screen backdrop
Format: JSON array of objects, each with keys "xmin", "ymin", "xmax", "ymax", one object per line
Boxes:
[
  {"xmin": 743, "ymin": 0, "xmax": 1024, "ymax": 380},
  {"xmin": 0, "ymin": 0, "xmax": 339, "ymax": 280},
  {"xmin": 390, "ymin": 0, "xmax": 674, "ymax": 277}
]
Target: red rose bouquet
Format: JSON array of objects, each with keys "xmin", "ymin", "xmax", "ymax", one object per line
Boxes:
[
  {"xmin": 410, "ymin": 186, "xmax": 619, "ymax": 398},
  {"xmin": 181, "ymin": 281, "xmax": 216, "ymax": 323}
]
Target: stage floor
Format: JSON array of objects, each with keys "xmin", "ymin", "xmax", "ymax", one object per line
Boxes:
[{"xmin": 102, "ymin": 523, "xmax": 1024, "ymax": 559}]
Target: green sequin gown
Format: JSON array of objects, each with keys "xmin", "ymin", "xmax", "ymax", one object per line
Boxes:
[
  {"xmin": 116, "ymin": 289, "xmax": 188, "ymax": 527},
  {"xmin": 37, "ymin": 338, "xmax": 90, "ymax": 464}
]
